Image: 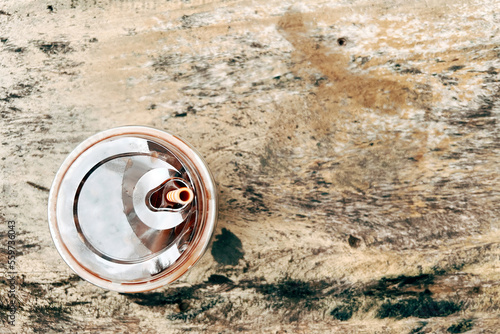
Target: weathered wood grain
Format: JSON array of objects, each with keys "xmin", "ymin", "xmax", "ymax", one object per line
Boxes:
[{"xmin": 1, "ymin": 0, "xmax": 499, "ymax": 333}]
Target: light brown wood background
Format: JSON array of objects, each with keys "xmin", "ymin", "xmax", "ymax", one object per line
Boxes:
[{"xmin": 1, "ymin": 0, "xmax": 499, "ymax": 332}]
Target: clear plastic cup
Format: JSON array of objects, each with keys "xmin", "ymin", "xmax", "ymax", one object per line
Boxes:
[{"xmin": 48, "ymin": 126, "xmax": 217, "ymax": 292}]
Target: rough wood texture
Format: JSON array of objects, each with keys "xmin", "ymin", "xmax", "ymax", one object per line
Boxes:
[{"xmin": 1, "ymin": 0, "xmax": 499, "ymax": 333}]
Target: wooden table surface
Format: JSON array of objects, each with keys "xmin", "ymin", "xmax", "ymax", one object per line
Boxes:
[{"xmin": 1, "ymin": 0, "xmax": 499, "ymax": 332}]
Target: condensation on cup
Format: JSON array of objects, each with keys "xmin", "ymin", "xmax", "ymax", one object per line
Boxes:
[{"xmin": 48, "ymin": 126, "xmax": 218, "ymax": 293}]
